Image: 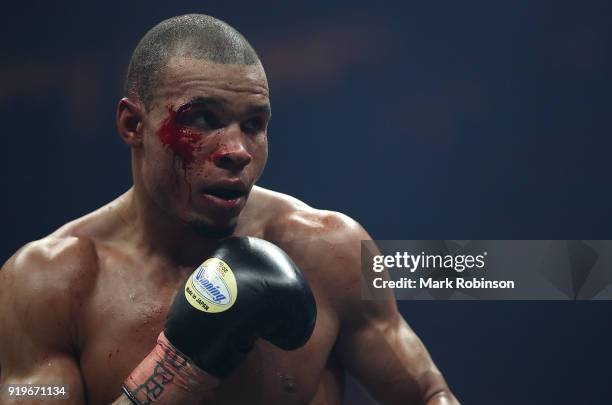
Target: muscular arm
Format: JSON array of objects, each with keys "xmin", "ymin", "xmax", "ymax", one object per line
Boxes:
[
  {"xmin": 336, "ymin": 301, "xmax": 459, "ymax": 404},
  {"xmin": 0, "ymin": 240, "xmax": 89, "ymax": 404},
  {"xmin": 317, "ymin": 215, "xmax": 459, "ymax": 405},
  {"xmin": 0, "ymin": 238, "xmax": 137, "ymax": 405}
]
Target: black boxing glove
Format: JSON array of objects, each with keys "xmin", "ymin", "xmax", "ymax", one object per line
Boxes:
[
  {"xmin": 171, "ymin": 237, "xmax": 317, "ymax": 377},
  {"xmin": 123, "ymin": 237, "xmax": 316, "ymax": 404},
  {"xmin": 165, "ymin": 236, "xmax": 316, "ymax": 377}
]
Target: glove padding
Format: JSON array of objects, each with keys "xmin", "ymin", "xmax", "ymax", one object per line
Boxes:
[{"xmin": 165, "ymin": 236, "xmax": 317, "ymax": 378}]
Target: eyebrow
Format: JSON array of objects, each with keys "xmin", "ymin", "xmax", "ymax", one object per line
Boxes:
[
  {"xmin": 178, "ymin": 97, "xmax": 271, "ymax": 118},
  {"xmin": 247, "ymin": 104, "xmax": 272, "ymax": 118},
  {"xmin": 178, "ymin": 97, "xmax": 225, "ymax": 113}
]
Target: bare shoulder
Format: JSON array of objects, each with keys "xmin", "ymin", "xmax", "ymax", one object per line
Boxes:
[
  {"xmin": 248, "ymin": 187, "xmax": 369, "ymax": 298},
  {"xmin": 249, "ymin": 186, "xmax": 368, "ymax": 246},
  {"xmin": 0, "ymin": 235, "xmax": 99, "ymax": 354},
  {"xmin": 0, "ymin": 191, "xmax": 129, "ymax": 300},
  {"xmin": 1, "ymin": 235, "xmax": 99, "ymax": 289}
]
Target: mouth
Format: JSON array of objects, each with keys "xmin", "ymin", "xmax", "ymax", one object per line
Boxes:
[
  {"xmin": 200, "ymin": 188, "xmax": 246, "ymax": 200},
  {"xmin": 199, "ymin": 183, "xmax": 249, "ymax": 211}
]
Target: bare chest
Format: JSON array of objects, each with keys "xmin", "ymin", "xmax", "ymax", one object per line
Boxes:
[{"xmin": 76, "ymin": 256, "xmax": 342, "ymax": 405}]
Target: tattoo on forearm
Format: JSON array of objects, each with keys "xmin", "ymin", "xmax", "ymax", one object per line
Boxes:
[{"xmin": 129, "ymin": 345, "xmax": 188, "ymax": 404}]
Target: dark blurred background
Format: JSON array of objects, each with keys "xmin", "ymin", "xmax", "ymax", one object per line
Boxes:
[{"xmin": 1, "ymin": 1, "xmax": 611, "ymax": 403}]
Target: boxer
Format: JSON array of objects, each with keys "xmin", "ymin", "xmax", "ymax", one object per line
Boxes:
[{"xmin": 0, "ymin": 14, "xmax": 460, "ymax": 405}]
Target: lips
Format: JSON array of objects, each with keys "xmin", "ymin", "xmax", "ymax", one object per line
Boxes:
[
  {"xmin": 200, "ymin": 187, "xmax": 246, "ymax": 200},
  {"xmin": 200, "ymin": 181, "xmax": 248, "ymax": 199},
  {"xmin": 198, "ymin": 182, "xmax": 249, "ymax": 211}
]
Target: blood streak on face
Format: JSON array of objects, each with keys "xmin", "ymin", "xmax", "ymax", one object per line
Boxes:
[
  {"xmin": 156, "ymin": 106, "xmax": 206, "ymax": 201},
  {"xmin": 157, "ymin": 106, "xmax": 202, "ymax": 166}
]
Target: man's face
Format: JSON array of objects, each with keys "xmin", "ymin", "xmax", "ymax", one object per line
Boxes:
[{"xmin": 137, "ymin": 56, "xmax": 270, "ymax": 237}]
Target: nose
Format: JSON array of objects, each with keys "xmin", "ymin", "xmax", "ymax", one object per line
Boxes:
[{"xmin": 211, "ymin": 125, "xmax": 252, "ymax": 171}]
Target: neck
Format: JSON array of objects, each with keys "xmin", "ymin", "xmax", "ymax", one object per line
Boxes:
[{"xmin": 120, "ymin": 186, "xmax": 222, "ymax": 268}]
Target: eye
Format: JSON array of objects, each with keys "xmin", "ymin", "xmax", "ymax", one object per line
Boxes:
[
  {"xmin": 241, "ymin": 117, "xmax": 266, "ymax": 135},
  {"xmin": 177, "ymin": 110, "xmax": 223, "ymax": 130}
]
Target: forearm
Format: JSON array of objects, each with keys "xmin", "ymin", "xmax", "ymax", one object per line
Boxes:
[{"xmin": 118, "ymin": 331, "xmax": 220, "ymax": 405}]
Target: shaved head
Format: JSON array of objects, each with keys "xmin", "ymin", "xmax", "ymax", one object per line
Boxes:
[{"xmin": 124, "ymin": 14, "xmax": 260, "ymax": 108}]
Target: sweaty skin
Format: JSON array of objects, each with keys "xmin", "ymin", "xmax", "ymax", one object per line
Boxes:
[{"xmin": 0, "ymin": 58, "xmax": 459, "ymax": 405}]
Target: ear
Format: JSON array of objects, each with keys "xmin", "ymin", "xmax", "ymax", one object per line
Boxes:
[{"xmin": 117, "ymin": 97, "xmax": 144, "ymax": 147}]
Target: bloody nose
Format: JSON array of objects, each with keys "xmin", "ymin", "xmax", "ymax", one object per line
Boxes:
[{"xmin": 212, "ymin": 146, "xmax": 252, "ymax": 171}]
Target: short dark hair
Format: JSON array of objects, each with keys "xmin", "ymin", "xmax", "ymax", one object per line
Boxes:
[{"xmin": 124, "ymin": 14, "xmax": 260, "ymax": 108}]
